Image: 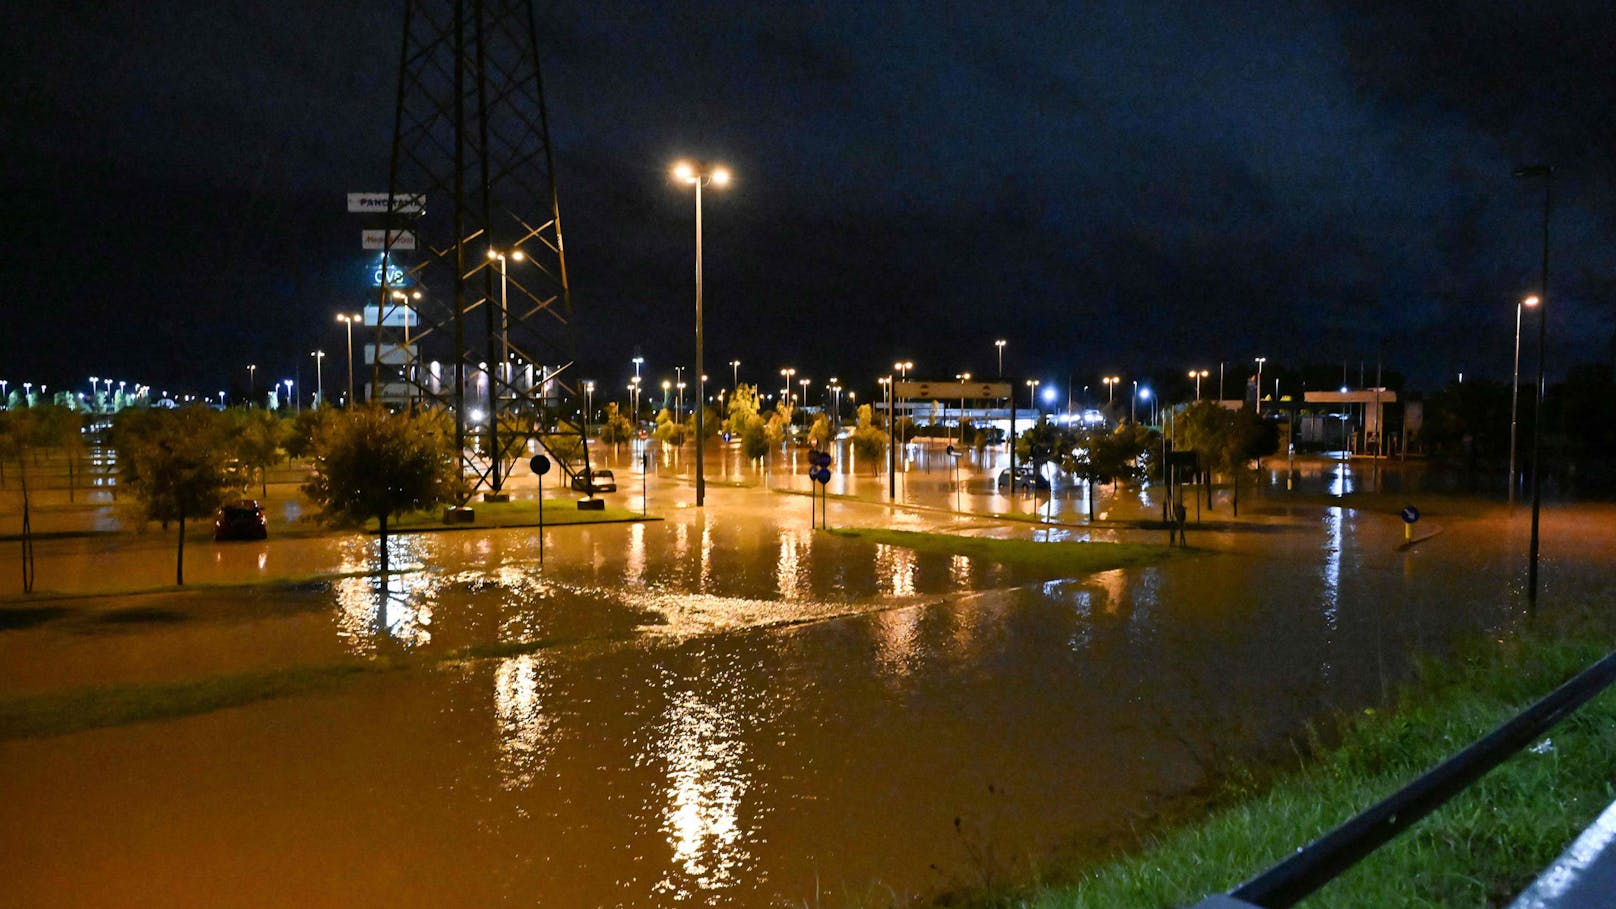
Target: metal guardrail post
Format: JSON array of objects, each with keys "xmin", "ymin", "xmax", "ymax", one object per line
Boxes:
[{"xmin": 1186, "ymin": 650, "xmax": 1616, "ymax": 909}]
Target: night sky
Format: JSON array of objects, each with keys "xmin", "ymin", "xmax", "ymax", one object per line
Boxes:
[{"xmin": 6, "ymin": 0, "xmax": 1615, "ymax": 405}]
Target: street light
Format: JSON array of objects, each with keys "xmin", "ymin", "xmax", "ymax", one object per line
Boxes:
[
  {"xmin": 1189, "ymin": 369, "xmax": 1208, "ymax": 401},
  {"xmin": 780, "ymin": 367, "xmax": 796, "ymax": 408},
  {"xmin": 310, "ymin": 350, "xmax": 326, "ymax": 409},
  {"xmin": 1102, "ymin": 375, "xmax": 1119, "ymax": 407},
  {"xmin": 995, "ymin": 339, "xmax": 1006, "ymax": 377},
  {"xmin": 1131, "ymin": 379, "xmax": 1138, "ymax": 423},
  {"xmin": 676, "ymin": 381, "xmax": 687, "ymax": 422},
  {"xmin": 485, "ymin": 249, "xmax": 525, "ymax": 496},
  {"xmin": 955, "ymin": 372, "xmax": 971, "ymax": 442},
  {"xmin": 283, "ymin": 378, "xmax": 294, "ymax": 412},
  {"xmin": 247, "ymin": 365, "xmax": 257, "ymax": 406},
  {"xmin": 584, "ymin": 380, "xmax": 595, "ymax": 424},
  {"xmin": 1515, "ymin": 163, "xmax": 1552, "ymax": 611},
  {"xmin": 1509, "ymin": 295, "xmax": 1540, "ymax": 507},
  {"xmin": 730, "ymin": 359, "xmax": 741, "ymax": 391},
  {"xmin": 1026, "ymin": 379, "xmax": 1041, "ymax": 411},
  {"xmin": 673, "ymin": 159, "xmax": 731, "ymax": 507},
  {"xmin": 337, "ymin": 313, "xmax": 362, "ymax": 406},
  {"xmin": 1254, "ymin": 358, "xmax": 1267, "ymax": 414},
  {"xmin": 799, "ymin": 378, "xmax": 812, "ymax": 431}
]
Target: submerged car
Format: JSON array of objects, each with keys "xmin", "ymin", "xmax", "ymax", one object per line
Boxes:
[
  {"xmin": 213, "ymin": 500, "xmax": 268, "ymax": 541},
  {"xmin": 996, "ymin": 466, "xmax": 1051, "ymax": 491},
  {"xmin": 570, "ymin": 468, "xmax": 617, "ymax": 494}
]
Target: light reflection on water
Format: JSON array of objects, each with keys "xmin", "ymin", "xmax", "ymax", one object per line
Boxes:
[
  {"xmin": 332, "ymin": 536, "xmax": 435, "ymax": 653},
  {"xmin": 1321, "ymin": 506, "xmax": 1343, "ymax": 683},
  {"xmin": 874, "ymin": 543, "xmax": 918, "ymax": 596},
  {"xmin": 493, "ymin": 652, "xmax": 554, "ymax": 790},
  {"xmin": 653, "ymin": 684, "xmax": 752, "ymax": 899},
  {"xmin": 775, "ymin": 527, "xmax": 808, "ymax": 599}
]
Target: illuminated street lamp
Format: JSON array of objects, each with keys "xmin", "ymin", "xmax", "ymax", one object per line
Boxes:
[
  {"xmin": 247, "ymin": 365, "xmax": 257, "ymax": 406},
  {"xmin": 673, "ymin": 159, "xmax": 731, "ymax": 507},
  {"xmin": 1189, "ymin": 369, "xmax": 1209, "ymax": 401},
  {"xmin": 337, "ymin": 313, "xmax": 362, "ymax": 406},
  {"xmin": 730, "ymin": 359, "xmax": 741, "ymax": 391},
  {"xmin": 309, "ymin": 350, "xmax": 327, "ymax": 409},
  {"xmin": 1508, "ymin": 295, "xmax": 1540, "ymax": 507},
  {"xmin": 1102, "ymin": 375, "xmax": 1119, "ymax": 407},
  {"xmin": 1131, "ymin": 379, "xmax": 1139, "ymax": 423},
  {"xmin": 1026, "ymin": 378, "xmax": 1041, "ymax": 411},
  {"xmin": 1514, "ymin": 163, "xmax": 1552, "ymax": 610},
  {"xmin": 994, "ymin": 339, "xmax": 1006, "ymax": 377},
  {"xmin": 283, "ymin": 378, "xmax": 294, "ymax": 412},
  {"xmin": 1254, "ymin": 357, "xmax": 1267, "ymax": 414},
  {"xmin": 584, "ymin": 380, "xmax": 595, "ymax": 424},
  {"xmin": 799, "ymin": 377, "xmax": 811, "ymax": 430},
  {"xmin": 954, "ymin": 372, "xmax": 972, "ymax": 442}
]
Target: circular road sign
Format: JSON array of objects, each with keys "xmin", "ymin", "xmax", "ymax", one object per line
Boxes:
[
  {"xmin": 529, "ymin": 455, "xmax": 552, "ymax": 476},
  {"xmin": 1401, "ymin": 505, "xmax": 1420, "ymax": 524}
]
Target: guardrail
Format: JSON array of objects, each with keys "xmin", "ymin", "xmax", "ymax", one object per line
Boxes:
[{"xmin": 1187, "ymin": 650, "xmax": 1616, "ymax": 909}]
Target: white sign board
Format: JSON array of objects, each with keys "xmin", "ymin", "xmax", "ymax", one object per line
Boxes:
[
  {"xmin": 364, "ymin": 343, "xmax": 416, "ymax": 366},
  {"xmin": 895, "ymin": 380, "xmax": 1012, "ymax": 400},
  {"xmin": 346, "ymin": 192, "xmax": 426, "ymax": 215},
  {"xmin": 362, "ymin": 229, "xmax": 417, "ymax": 250},
  {"xmin": 362, "ymin": 303, "xmax": 419, "ymax": 328}
]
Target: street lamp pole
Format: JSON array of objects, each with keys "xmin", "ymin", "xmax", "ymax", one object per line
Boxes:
[
  {"xmin": 247, "ymin": 364, "xmax": 257, "ymax": 406},
  {"xmin": 310, "ymin": 350, "xmax": 326, "ymax": 409},
  {"xmin": 674, "ymin": 160, "xmax": 730, "ymax": 507},
  {"xmin": 337, "ymin": 314, "xmax": 361, "ymax": 406},
  {"xmin": 1131, "ymin": 379, "xmax": 1138, "ymax": 423},
  {"xmin": 1509, "ymin": 295, "xmax": 1539, "ymax": 508},
  {"xmin": 1515, "ymin": 163, "xmax": 1552, "ymax": 612},
  {"xmin": 730, "ymin": 359, "xmax": 740, "ymax": 392},
  {"xmin": 1254, "ymin": 357, "xmax": 1267, "ymax": 414},
  {"xmin": 995, "ymin": 339, "xmax": 1006, "ymax": 377}
]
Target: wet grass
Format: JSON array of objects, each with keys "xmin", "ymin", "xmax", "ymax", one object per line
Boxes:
[
  {"xmin": 384, "ymin": 497, "xmax": 648, "ymax": 531},
  {"xmin": 0, "ymin": 631, "xmax": 628, "ymax": 742},
  {"xmin": 826, "ymin": 528, "xmax": 1184, "ymax": 576},
  {"xmin": 942, "ymin": 630, "xmax": 1616, "ymax": 908},
  {"xmin": 0, "ymin": 662, "xmax": 385, "ymax": 741}
]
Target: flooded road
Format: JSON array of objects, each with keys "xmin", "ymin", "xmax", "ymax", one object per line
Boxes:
[{"xmin": 2, "ymin": 457, "xmax": 1613, "ymax": 907}]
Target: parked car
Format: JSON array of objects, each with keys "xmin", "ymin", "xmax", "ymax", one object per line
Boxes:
[
  {"xmin": 570, "ymin": 468, "xmax": 617, "ymax": 494},
  {"xmin": 997, "ymin": 465, "xmax": 1051, "ymax": 490},
  {"xmin": 213, "ymin": 499, "xmax": 268, "ymax": 541}
]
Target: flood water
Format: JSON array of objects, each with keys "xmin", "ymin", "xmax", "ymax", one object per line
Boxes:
[{"xmin": 2, "ymin": 455, "xmax": 1613, "ymax": 907}]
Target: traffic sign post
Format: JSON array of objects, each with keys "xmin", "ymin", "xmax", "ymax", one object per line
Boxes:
[
  {"xmin": 1401, "ymin": 504, "xmax": 1420, "ymax": 542},
  {"xmin": 809, "ymin": 450, "xmax": 833, "ymax": 528},
  {"xmin": 530, "ymin": 455, "xmax": 551, "ymax": 566}
]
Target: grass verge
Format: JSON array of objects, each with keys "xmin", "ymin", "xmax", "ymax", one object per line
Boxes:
[
  {"xmin": 382, "ymin": 497, "xmax": 646, "ymax": 530},
  {"xmin": 995, "ymin": 632, "xmax": 1616, "ymax": 908},
  {"xmin": 826, "ymin": 527, "xmax": 1184, "ymax": 576}
]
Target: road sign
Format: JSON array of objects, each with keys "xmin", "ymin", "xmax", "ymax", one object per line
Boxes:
[
  {"xmin": 347, "ymin": 192, "xmax": 426, "ymax": 214},
  {"xmin": 810, "ymin": 450, "xmax": 832, "ymax": 468},
  {"xmin": 529, "ymin": 455, "xmax": 552, "ymax": 475},
  {"xmin": 1401, "ymin": 505, "xmax": 1420, "ymax": 524},
  {"xmin": 812, "ymin": 467, "xmax": 831, "ymax": 484},
  {"xmin": 894, "ymin": 380, "xmax": 1011, "ymax": 400},
  {"xmin": 362, "ymin": 229, "xmax": 417, "ymax": 250}
]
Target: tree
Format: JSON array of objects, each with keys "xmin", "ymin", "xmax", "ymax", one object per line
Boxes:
[
  {"xmin": 230, "ymin": 408, "xmax": 286, "ymax": 498},
  {"xmin": 808, "ymin": 413, "xmax": 832, "ymax": 448},
  {"xmin": 652, "ymin": 408, "xmax": 686, "ymax": 447},
  {"xmin": 302, "ymin": 406, "xmax": 459, "ymax": 577},
  {"xmin": 599, "ymin": 402, "xmax": 634, "ymax": 446},
  {"xmin": 119, "ymin": 407, "xmax": 233, "ymax": 585},
  {"xmin": 727, "ymin": 383, "xmax": 761, "ymax": 432},
  {"xmin": 849, "ymin": 404, "xmax": 888, "ymax": 474}
]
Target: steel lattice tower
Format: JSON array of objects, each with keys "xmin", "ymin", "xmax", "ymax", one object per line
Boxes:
[{"xmin": 370, "ymin": 0, "xmax": 586, "ymax": 498}]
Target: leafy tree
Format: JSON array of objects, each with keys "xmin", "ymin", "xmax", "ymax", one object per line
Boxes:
[
  {"xmin": 740, "ymin": 418, "xmax": 770, "ymax": 462},
  {"xmin": 302, "ymin": 406, "xmax": 459, "ymax": 577},
  {"xmin": 849, "ymin": 404, "xmax": 888, "ymax": 474},
  {"xmin": 764, "ymin": 402, "xmax": 792, "ymax": 450},
  {"xmin": 230, "ymin": 408, "xmax": 286, "ymax": 498},
  {"xmin": 808, "ymin": 413, "xmax": 832, "ymax": 448},
  {"xmin": 119, "ymin": 407, "xmax": 233, "ymax": 585},
  {"xmin": 727, "ymin": 383, "xmax": 761, "ymax": 432},
  {"xmin": 282, "ymin": 407, "xmax": 333, "ymax": 460},
  {"xmin": 653, "ymin": 408, "xmax": 686, "ymax": 446},
  {"xmin": 599, "ymin": 402, "xmax": 634, "ymax": 446}
]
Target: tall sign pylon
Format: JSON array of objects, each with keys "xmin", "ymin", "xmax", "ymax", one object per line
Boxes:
[{"xmin": 369, "ymin": 0, "xmax": 587, "ymax": 500}]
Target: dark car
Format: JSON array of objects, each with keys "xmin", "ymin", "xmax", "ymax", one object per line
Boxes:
[
  {"xmin": 996, "ymin": 466, "xmax": 1051, "ymax": 491},
  {"xmin": 214, "ymin": 499, "xmax": 268, "ymax": 541},
  {"xmin": 570, "ymin": 468, "xmax": 617, "ymax": 494}
]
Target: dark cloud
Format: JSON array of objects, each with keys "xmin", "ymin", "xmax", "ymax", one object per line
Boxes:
[{"xmin": 3, "ymin": 0, "xmax": 1612, "ymax": 401}]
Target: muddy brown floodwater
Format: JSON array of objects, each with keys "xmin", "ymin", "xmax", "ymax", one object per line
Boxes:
[{"xmin": 1, "ymin": 454, "xmax": 1612, "ymax": 907}]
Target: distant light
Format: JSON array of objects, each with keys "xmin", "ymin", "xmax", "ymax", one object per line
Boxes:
[
  {"xmin": 469, "ymin": 408, "xmax": 486, "ymax": 424},
  {"xmin": 1523, "ymin": 295, "xmax": 1540, "ymax": 307},
  {"xmin": 1340, "ymin": 385, "xmax": 1349, "ymax": 393},
  {"xmin": 711, "ymin": 167, "xmax": 731, "ymax": 186},
  {"xmin": 673, "ymin": 161, "xmax": 695, "ymax": 182},
  {"xmin": 1139, "ymin": 388, "xmax": 1152, "ymax": 400},
  {"xmin": 1041, "ymin": 386, "xmax": 1057, "ymax": 403}
]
